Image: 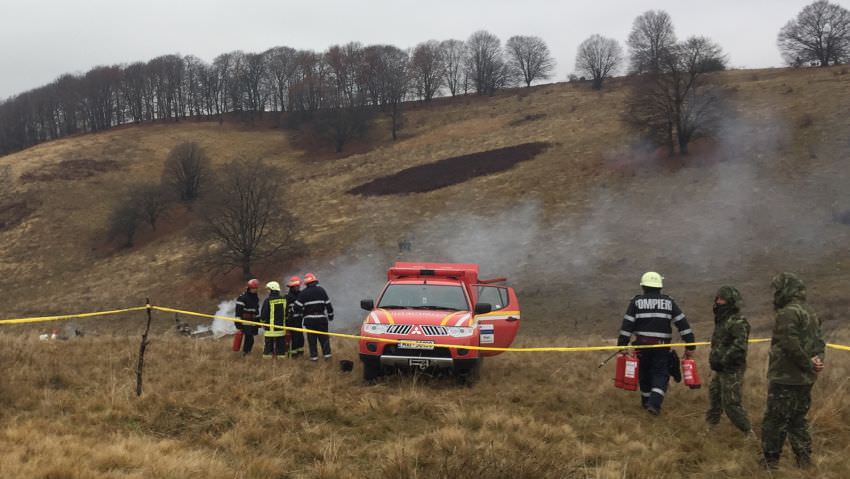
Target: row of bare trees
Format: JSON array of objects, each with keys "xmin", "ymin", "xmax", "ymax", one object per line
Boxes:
[{"xmin": 0, "ymin": 31, "xmax": 555, "ymax": 156}]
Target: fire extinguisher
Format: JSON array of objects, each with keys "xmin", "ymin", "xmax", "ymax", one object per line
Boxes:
[
  {"xmin": 232, "ymin": 330, "xmax": 244, "ymax": 352},
  {"xmin": 682, "ymin": 358, "xmax": 702, "ymax": 389},
  {"xmin": 615, "ymin": 351, "xmax": 640, "ymax": 391}
]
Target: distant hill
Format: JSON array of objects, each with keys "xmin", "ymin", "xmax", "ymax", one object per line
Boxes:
[{"xmin": 1, "ymin": 67, "xmax": 849, "ymax": 338}]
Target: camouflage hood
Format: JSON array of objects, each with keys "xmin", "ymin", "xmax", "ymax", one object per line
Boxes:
[
  {"xmin": 716, "ymin": 285, "xmax": 742, "ymax": 307},
  {"xmin": 772, "ymin": 272, "xmax": 806, "ymax": 309}
]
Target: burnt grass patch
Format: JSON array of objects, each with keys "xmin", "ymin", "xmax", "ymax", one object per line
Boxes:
[
  {"xmin": 21, "ymin": 158, "xmax": 121, "ymax": 182},
  {"xmin": 348, "ymin": 142, "xmax": 551, "ymax": 196}
]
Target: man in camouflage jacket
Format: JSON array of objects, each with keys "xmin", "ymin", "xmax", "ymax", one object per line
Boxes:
[
  {"xmin": 761, "ymin": 273, "xmax": 825, "ymax": 469},
  {"xmin": 705, "ymin": 285, "xmax": 752, "ymax": 434}
]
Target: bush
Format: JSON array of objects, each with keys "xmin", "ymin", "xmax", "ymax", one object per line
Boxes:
[{"xmin": 108, "ymin": 199, "xmax": 141, "ymax": 248}]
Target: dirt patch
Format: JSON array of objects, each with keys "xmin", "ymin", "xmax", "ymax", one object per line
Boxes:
[
  {"xmin": 0, "ymin": 201, "xmax": 34, "ymax": 230},
  {"xmin": 508, "ymin": 113, "xmax": 547, "ymax": 127},
  {"xmin": 348, "ymin": 142, "xmax": 551, "ymax": 196},
  {"xmin": 21, "ymin": 159, "xmax": 121, "ymax": 182}
]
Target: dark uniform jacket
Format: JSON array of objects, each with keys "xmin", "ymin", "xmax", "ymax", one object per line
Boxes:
[
  {"xmin": 285, "ymin": 289, "xmax": 302, "ymax": 328},
  {"xmin": 617, "ymin": 292, "xmax": 695, "ymax": 349},
  {"xmin": 295, "ymin": 283, "xmax": 334, "ymax": 322},
  {"xmin": 260, "ymin": 291, "xmax": 287, "ymax": 337},
  {"xmin": 768, "ymin": 274, "xmax": 825, "ymax": 385},
  {"xmin": 235, "ymin": 290, "xmax": 260, "ymax": 334}
]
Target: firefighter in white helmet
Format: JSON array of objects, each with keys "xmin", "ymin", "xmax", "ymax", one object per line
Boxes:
[
  {"xmin": 616, "ymin": 272, "xmax": 696, "ymax": 415},
  {"xmin": 259, "ymin": 281, "xmax": 288, "ymax": 358}
]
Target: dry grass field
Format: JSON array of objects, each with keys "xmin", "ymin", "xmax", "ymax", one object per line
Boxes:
[
  {"xmin": 0, "ymin": 330, "xmax": 848, "ymax": 478},
  {"xmin": 1, "ymin": 66, "xmax": 850, "ymax": 477}
]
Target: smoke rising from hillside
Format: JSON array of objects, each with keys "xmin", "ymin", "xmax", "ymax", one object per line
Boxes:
[{"xmin": 279, "ymin": 111, "xmax": 848, "ymax": 330}]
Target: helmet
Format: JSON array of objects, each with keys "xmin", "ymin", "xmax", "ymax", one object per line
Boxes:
[
  {"xmin": 304, "ymin": 273, "xmax": 318, "ymax": 284},
  {"xmin": 266, "ymin": 281, "xmax": 281, "ymax": 291},
  {"xmin": 287, "ymin": 276, "xmax": 302, "ymax": 288},
  {"xmin": 247, "ymin": 279, "xmax": 259, "ymax": 289},
  {"xmin": 640, "ymin": 271, "xmax": 664, "ymax": 288}
]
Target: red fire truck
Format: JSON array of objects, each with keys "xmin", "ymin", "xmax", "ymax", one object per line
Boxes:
[{"xmin": 358, "ymin": 262, "xmax": 521, "ymax": 382}]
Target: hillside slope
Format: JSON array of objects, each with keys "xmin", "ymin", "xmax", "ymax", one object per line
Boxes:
[{"xmin": 0, "ymin": 67, "xmax": 849, "ymax": 339}]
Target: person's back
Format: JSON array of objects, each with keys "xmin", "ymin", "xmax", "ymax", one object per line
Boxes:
[
  {"xmin": 295, "ymin": 273, "xmax": 334, "ymax": 361},
  {"xmin": 617, "ymin": 271, "xmax": 695, "ymax": 416}
]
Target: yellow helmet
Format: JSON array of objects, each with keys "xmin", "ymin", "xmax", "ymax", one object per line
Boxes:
[
  {"xmin": 640, "ymin": 271, "xmax": 664, "ymax": 288},
  {"xmin": 266, "ymin": 281, "xmax": 281, "ymax": 291}
]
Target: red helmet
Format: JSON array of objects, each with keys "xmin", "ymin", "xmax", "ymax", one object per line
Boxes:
[
  {"xmin": 247, "ymin": 279, "xmax": 259, "ymax": 289},
  {"xmin": 287, "ymin": 276, "xmax": 302, "ymax": 287},
  {"xmin": 303, "ymin": 273, "xmax": 318, "ymax": 284}
]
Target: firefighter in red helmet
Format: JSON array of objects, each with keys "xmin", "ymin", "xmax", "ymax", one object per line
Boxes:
[
  {"xmin": 235, "ymin": 278, "xmax": 260, "ymax": 355},
  {"xmin": 294, "ymin": 273, "xmax": 334, "ymax": 361},
  {"xmin": 285, "ymin": 276, "xmax": 305, "ymax": 357}
]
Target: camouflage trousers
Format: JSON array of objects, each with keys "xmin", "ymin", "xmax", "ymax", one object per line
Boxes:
[
  {"xmin": 706, "ymin": 369, "xmax": 752, "ymax": 432},
  {"xmin": 761, "ymin": 382, "xmax": 813, "ymax": 461}
]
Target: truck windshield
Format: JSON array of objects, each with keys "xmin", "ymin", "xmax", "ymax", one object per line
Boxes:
[{"xmin": 378, "ymin": 284, "xmax": 469, "ymax": 311}]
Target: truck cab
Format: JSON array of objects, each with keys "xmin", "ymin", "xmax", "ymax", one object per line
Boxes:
[{"xmin": 358, "ymin": 262, "xmax": 521, "ymax": 381}]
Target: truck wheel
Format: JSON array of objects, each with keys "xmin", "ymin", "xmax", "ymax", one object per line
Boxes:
[
  {"xmin": 362, "ymin": 356, "xmax": 383, "ymax": 382},
  {"xmin": 454, "ymin": 358, "xmax": 482, "ymax": 386}
]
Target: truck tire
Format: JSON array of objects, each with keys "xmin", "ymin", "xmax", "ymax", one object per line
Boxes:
[
  {"xmin": 361, "ymin": 355, "xmax": 383, "ymax": 382},
  {"xmin": 454, "ymin": 358, "xmax": 482, "ymax": 386}
]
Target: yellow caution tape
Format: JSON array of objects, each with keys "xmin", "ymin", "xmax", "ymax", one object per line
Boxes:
[
  {"xmin": 0, "ymin": 306, "xmax": 149, "ymax": 325},
  {"xmin": 1, "ymin": 304, "xmax": 848, "ymax": 354}
]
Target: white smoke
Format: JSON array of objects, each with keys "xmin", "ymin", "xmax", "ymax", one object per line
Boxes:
[{"xmin": 211, "ymin": 300, "xmax": 238, "ymax": 338}]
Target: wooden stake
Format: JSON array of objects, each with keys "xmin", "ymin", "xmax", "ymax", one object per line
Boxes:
[{"xmin": 135, "ymin": 298, "xmax": 153, "ymax": 396}]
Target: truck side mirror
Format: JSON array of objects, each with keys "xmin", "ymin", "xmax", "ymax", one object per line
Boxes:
[
  {"xmin": 474, "ymin": 303, "xmax": 492, "ymax": 315},
  {"xmin": 360, "ymin": 299, "xmax": 375, "ymax": 311}
]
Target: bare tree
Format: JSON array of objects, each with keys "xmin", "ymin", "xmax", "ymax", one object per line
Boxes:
[
  {"xmin": 440, "ymin": 39, "xmax": 468, "ymax": 96},
  {"xmin": 505, "ymin": 35, "xmax": 555, "ymax": 87},
  {"xmin": 575, "ymin": 35, "xmax": 623, "ymax": 90},
  {"xmin": 627, "ymin": 10, "xmax": 677, "ymax": 74},
  {"xmin": 130, "ymin": 183, "xmax": 171, "ymax": 231},
  {"xmin": 411, "ymin": 40, "xmax": 445, "ymax": 101},
  {"xmin": 163, "ymin": 142, "xmax": 211, "ymax": 203},
  {"xmin": 778, "ymin": 0, "xmax": 850, "ymax": 67},
  {"xmin": 625, "ymin": 36, "xmax": 727, "ymax": 155},
  {"xmin": 466, "ymin": 31, "xmax": 511, "ymax": 95},
  {"xmin": 383, "ymin": 46, "xmax": 411, "ymax": 139},
  {"xmin": 199, "ymin": 158, "xmax": 298, "ymax": 279},
  {"xmin": 315, "ymin": 107, "xmax": 372, "ymax": 152}
]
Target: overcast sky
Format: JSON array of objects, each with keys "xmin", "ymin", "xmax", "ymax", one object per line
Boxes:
[{"xmin": 1, "ymin": 0, "xmax": 847, "ymax": 99}]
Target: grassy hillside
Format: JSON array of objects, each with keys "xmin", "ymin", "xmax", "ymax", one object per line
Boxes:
[
  {"xmin": 2, "ymin": 67, "xmax": 849, "ymax": 337},
  {"xmin": 0, "ymin": 66, "xmax": 849, "ymax": 477}
]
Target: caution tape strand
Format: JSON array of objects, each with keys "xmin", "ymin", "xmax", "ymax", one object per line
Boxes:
[{"xmin": 1, "ymin": 304, "xmax": 848, "ymax": 353}]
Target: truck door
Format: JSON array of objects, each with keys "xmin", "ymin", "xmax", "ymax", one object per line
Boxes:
[{"xmin": 474, "ymin": 285, "xmax": 521, "ymax": 357}]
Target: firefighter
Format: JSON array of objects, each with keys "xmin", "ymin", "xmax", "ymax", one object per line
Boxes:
[
  {"xmin": 285, "ymin": 276, "xmax": 305, "ymax": 358},
  {"xmin": 259, "ymin": 281, "xmax": 287, "ymax": 359},
  {"xmin": 705, "ymin": 285, "xmax": 753, "ymax": 434},
  {"xmin": 294, "ymin": 273, "xmax": 334, "ymax": 361},
  {"xmin": 617, "ymin": 271, "xmax": 696, "ymax": 415},
  {"xmin": 235, "ymin": 279, "xmax": 260, "ymax": 355},
  {"xmin": 761, "ymin": 273, "xmax": 825, "ymax": 469}
]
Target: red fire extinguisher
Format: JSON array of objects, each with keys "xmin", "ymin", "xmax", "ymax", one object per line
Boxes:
[
  {"xmin": 615, "ymin": 351, "xmax": 640, "ymax": 391},
  {"xmin": 682, "ymin": 358, "xmax": 702, "ymax": 389},
  {"xmin": 231, "ymin": 330, "xmax": 244, "ymax": 352}
]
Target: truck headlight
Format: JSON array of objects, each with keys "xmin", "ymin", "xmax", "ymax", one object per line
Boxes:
[
  {"xmin": 363, "ymin": 324, "xmax": 390, "ymax": 335},
  {"xmin": 446, "ymin": 326, "xmax": 474, "ymax": 338}
]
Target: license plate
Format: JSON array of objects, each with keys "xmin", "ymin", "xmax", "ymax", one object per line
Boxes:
[
  {"xmin": 397, "ymin": 340, "xmax": 434, "ymax": 350},
  {"xmin": 409, "ymin": 358, "xmax": 431, "ymax": 368}
]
